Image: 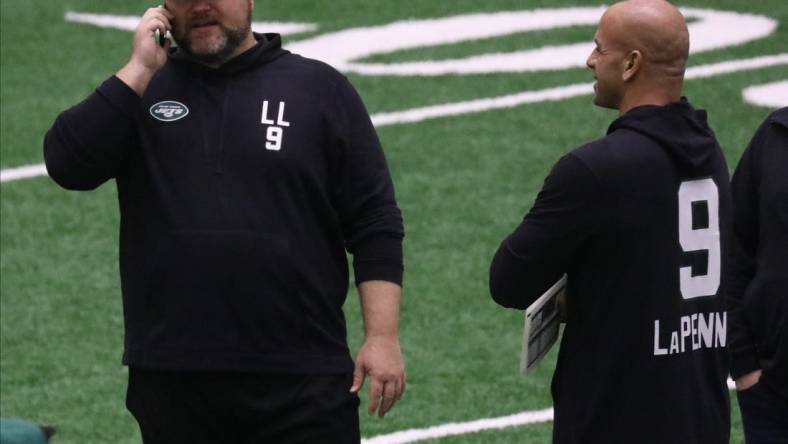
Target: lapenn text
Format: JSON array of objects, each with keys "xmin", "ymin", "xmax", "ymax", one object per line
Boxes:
[{"xmin": 653, "ymin": 312, "xmax": 726, "ymax": 356}]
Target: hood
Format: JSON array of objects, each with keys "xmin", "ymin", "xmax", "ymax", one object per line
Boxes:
[
  {"xmin": 608, "ymin": 98, "xmax": 719, "ymax": 175},
  {"xmin": 169, "ymin": 33, "xmax": 288, "ymax": 76}
]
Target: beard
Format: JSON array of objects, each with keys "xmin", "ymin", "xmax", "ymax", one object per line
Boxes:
[{"xmin": 174, "ymin": 12, "xmax": 253, "ymax": 66}]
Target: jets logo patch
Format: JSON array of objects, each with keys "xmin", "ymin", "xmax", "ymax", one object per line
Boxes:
[{"xmin": 150, "ymin": 101, "xmax": 189, "ymax": 122}]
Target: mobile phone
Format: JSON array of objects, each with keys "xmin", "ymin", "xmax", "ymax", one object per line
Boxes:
[
  {"xmin": 154, "ymin": 28, "xmax": 172, "ymax": 47},
  {"xmin": 154, "ymin": 4, "xmax": 172, "ymax": 47}
]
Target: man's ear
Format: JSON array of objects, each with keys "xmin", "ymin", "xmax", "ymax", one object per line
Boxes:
[{"xmin": 622, "ymin": 50, "xmax": 642, "ymax": 82}]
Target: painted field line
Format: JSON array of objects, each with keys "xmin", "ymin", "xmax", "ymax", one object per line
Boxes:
[
  {"xmin": 685, "ymin": 53, "xmax": 788, "ymax": 80},
  {"xmin": 64, "ymin": 11, "xmax": 318, "ymax": 36},
  {"xmin": 0, "ymin": 163, "xmax": 48, "ymax": 183},
  {"xmin": 361, "ymin": 408, "xmax": 554, "ymax": 444},
  {"xmin": 3, "ymin": 53, "xmax": 787, "ymax": 184},
  {"xmin": 371, "ymin": 83, "xmax": 592, "ymax": 127},
  {"xmin": 743, "ymin": 79, "xmax": 788, "ymax": 108},
  {"xmin": 372, "ymin": 52, "xmax": 788, "ymax": 127},
  {"xmin": 362, "ymin": 379, "xmax": 738, "ymax": 444}
]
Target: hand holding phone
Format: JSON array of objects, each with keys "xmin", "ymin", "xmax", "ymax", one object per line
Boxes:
[
  {"xmin": 154, "ymin": 28, "xmax": 173, "ymax": 47},
  {"xmin": 132, "ymin": 5, "xmax": 173, "ymax": 61},
  {"xmin": 116, "ymin": 5, "xmax": 175, "ymax": 96},
  {"xmin": 153, "ymin": 4, "xmax": 174, "ymax": 47}
]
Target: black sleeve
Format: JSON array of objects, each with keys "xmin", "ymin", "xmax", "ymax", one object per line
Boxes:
[
  {"xmin": 727, "ymin": 127, "xmax": 763, "ymax": 379},
  {"xmin": 331, "ymin": 76, "xmax": 404, "ymax": 286},
  {"xmin": 43, "ymin": 76, "xmax": 140, "ymax": 190},
  {"xmin": 490, "ymin": 153, "xmax": 601, "ymax": 309}
]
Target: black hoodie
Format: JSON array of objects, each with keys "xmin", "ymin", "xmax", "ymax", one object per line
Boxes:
[
  {"xmin": 728, "ymin": 107, "xmax": 788, "ymax": 399},
  {"xmin": 490, "ymin": 99, "xmax": 731, "ymax": 443},
  {"xmin": 44, "ymin": 34, "xmax": 404, "ymax": 374}
]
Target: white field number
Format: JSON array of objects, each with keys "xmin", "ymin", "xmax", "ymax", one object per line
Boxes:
[{"xmin": 678, "ymin": 178, "xmax": 720, "ymax": 299}]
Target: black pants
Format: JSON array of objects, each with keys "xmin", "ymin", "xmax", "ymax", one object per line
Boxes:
[
  {"xmin": 126, "ymin": 367, "xmax": 360, "ymax": 444},
  {"xmin": 737, "ymin": 381, "xmax": 788, "ymax": 444}
]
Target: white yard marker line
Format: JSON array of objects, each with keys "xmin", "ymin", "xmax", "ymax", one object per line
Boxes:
[
  {"xmin": 361, "ymin": 408, "xmax": 555, "ymax": 444},
  {"xmin": 3, "ymin": 53, "xmax": 787, "ymax": 184},
  {"xmin": 0, "ymin": 163, "xmax": 48, "ymax": 183},
  {"xmin": 372, "ymin": 82, "xmax": 592, "ymax": 127},
  {"xmin": 288, "ymin": 7, "xmax": 776, "ymax": 76},
  {"xmin": 742, "ymin": 79, "xmax": 788, "ymax": 108},
  {"xmin": 685, "ymin": 53, "xmax": 788, "ymax": 80},
  {"xmin": 64, "ymin": 11, "xmax": 318, "ymax": 36},
  {"xmin": 372, "ymin": 53, "xmax": 788, "ymax": 128},
  {"xmin": 362, "ymin": 380, "xmax": 739, "ymax": 444}
]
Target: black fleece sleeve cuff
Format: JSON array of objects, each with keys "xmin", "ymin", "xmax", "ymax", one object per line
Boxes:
[{"xmin": 352, "ymin": 235, "xmax": 404, "ymax": 287}]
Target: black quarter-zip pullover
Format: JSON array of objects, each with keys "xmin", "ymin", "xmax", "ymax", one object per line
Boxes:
[{"xmin": 44, "ymin": 34, "xmax": 404, "ymax": 373}]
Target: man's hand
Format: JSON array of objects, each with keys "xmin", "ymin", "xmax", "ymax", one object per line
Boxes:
[
  {"xmin": 351, "ymin": 280, "xmax": 405, "ymax": 418},
  {"xmin": 116, "ymin": 6, "xmax": 174, "ymax": 96},
  {"xmin": 735, "ymin": 369, "xmax": 762, "ymax": 391},
  {"xmin": 350, "ymin": 335, "xmax": 406, "ymax": 418}
]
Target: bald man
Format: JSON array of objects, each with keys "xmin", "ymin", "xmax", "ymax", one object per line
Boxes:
[{"xmin": 490, "ymin": 1, "xmax": 731, "ymax": 442}]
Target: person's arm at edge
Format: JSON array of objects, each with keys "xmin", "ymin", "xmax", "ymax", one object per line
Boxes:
[{"xmin": 728, "ymin": 119, "xmax": 770, "ymax": 390}]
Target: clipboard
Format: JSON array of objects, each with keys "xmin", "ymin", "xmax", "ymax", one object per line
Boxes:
[{"xmin": 520, "ymin": 275, "xmax": 566, "ymax": 374}]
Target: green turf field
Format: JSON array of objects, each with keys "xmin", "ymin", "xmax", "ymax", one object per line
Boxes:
[{"xmin": 1, "ymin": 0, "xmax": 786, "ymax": 442}]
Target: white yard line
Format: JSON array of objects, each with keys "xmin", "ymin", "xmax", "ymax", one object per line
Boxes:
[
  {"xmin": 361, "ymin": 408, "xmax": 555, "ymax": 444},
  {"xmin": 685, "ymin": 53, "xmax": 788, "ymax": 80},
  {"xmin": 742, "ymin": 79, "xmax": 788, "ymax": 108},
  {"xmin": 65, "ymin": 8, "xmax": 777, "ymax": 77},
  {"xmin": 3, "ymin": 53, "xmax": 786, "ymax": 184},
  {"xmin": 281, "ymin": 7, "xmax": 777, "ymax": 76},
  {"xmin": 371, "ymin": 53, "xmax": 788, "ymax": 127},
  {"xmin": 361, "ymin": 379, "xmax": 739, "ymax": 444},
  {"xmin": 64, "ymin": 11, "xmax": 318, "ymax": 36},
  {"xmin": 371, "ymin": 82, "xmax": 592, "ymax": 127},
  {"xmin": 0, "ymin": 163, "xmax": 48, "ymax": 183}
]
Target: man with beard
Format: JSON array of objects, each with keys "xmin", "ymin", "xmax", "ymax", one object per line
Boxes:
[
  {"xmin": 44, "ymin": 1, "xmax": 405, "ymax": 442},
  {"xmin": 489, "ymin": 1, "xmax": 731, "ymax": 442}
]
